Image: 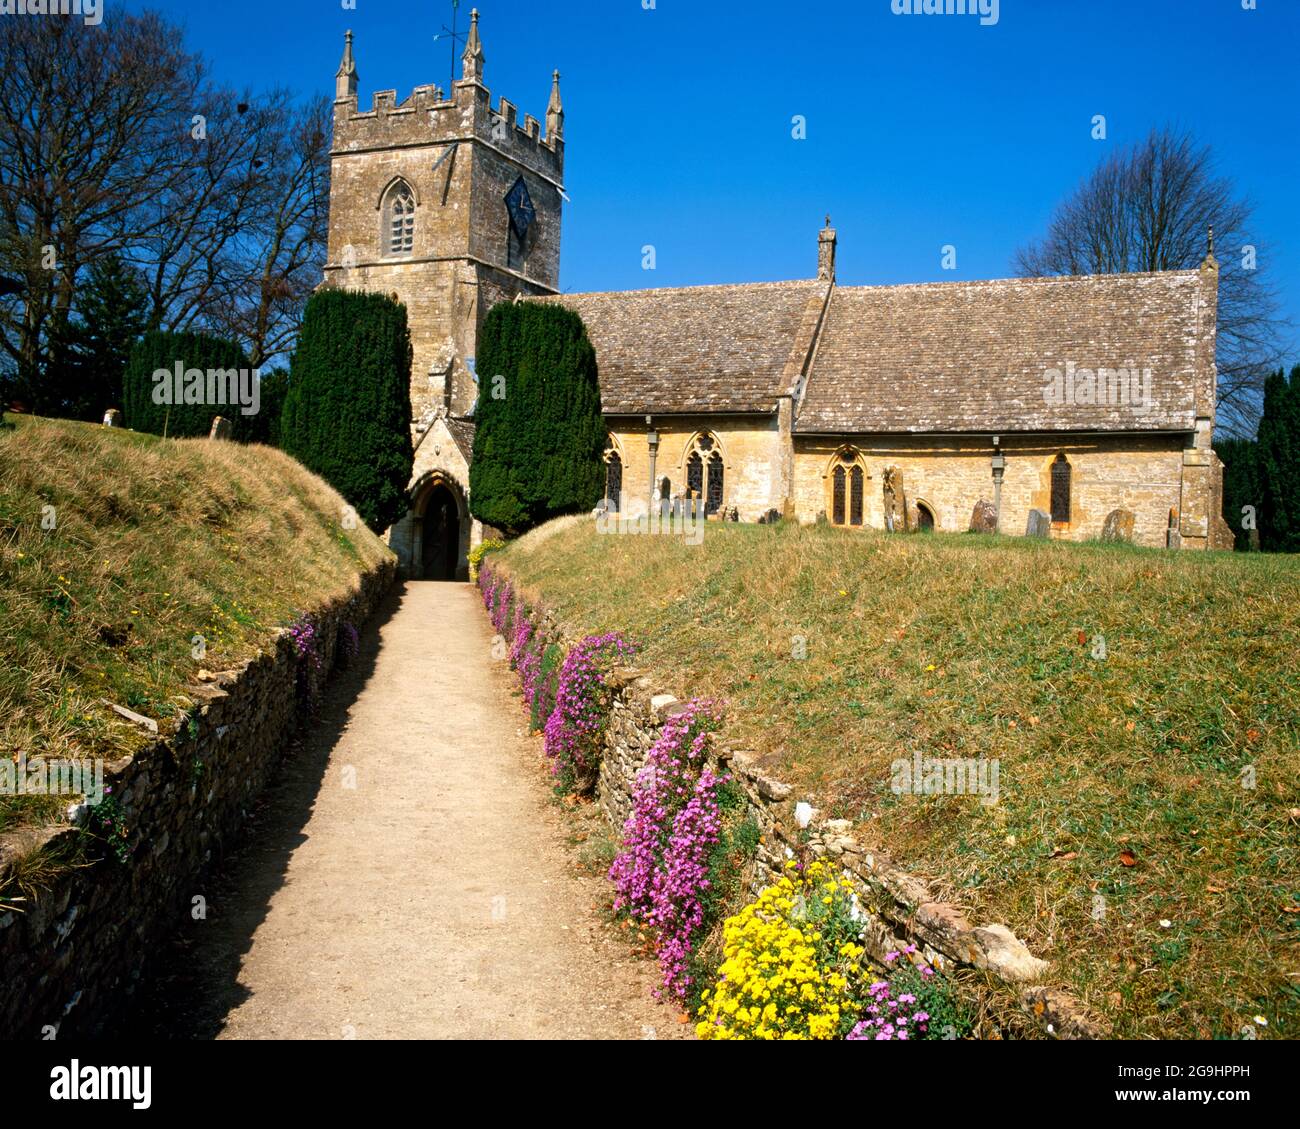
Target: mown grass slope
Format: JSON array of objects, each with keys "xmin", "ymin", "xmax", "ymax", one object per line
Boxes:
[
  {"xmin": 0, "ymin": 414, "xmax": 393, "ymax": 863},
  {"xmin": 499, "ymin": 518, "xmax": 1300, "ymax": 1040}
]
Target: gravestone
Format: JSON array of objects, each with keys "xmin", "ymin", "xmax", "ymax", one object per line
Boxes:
[
  {"xmin": 969, "ymin": 500, "xmax": 998, "ymax": 534},
  {"xmin": 209, "ymin": 416, "xmax": 233, "ymax": 441},
  {"xmin": 1025, "ymin": 509, "xmax": 1051, "ymax": 538},
  {"xmin": 1101, "ymin": 508, "xmax": 1135, "ymax": 543},
  {"xmin": 1165, "ymin": 507, "xmax": 1181, "ymax": 550},
  {"xmin": 102, "ymin": 409, "xmax": 123, "ymax": 428},
  {"xmin": 882, "ymin": 467, "xmax": 908, "ymax": 532}
]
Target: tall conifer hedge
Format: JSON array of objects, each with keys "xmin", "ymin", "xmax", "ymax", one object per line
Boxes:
[
  {"xmin": 1215, "ymin": 436, "xmax": 1260, "ymax": 549},
  {"xmin": 122, "ymin": 330, "xmax": 253, "ymax": 439},
  {"xmin": 1257, "ymin": 364, "xmax": 1300, "ymax": 552},
  {"xmin": 280, "ymin": 289, "xmax": 414, "ymax": 533},
  {"xmin": 469, "ymin": 302, "xmax": 605, "ymax": 536},
  {"xmin": 1216, "ymin": 362, "xmax": 1300, "ymax": 552}
]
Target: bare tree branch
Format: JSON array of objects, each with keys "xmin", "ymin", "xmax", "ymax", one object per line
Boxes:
[{"xmin": 1014, "ymin": 127, "xmax": 1290, "ymax": 437}]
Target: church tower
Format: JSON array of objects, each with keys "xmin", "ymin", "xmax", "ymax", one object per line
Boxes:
[
  {"xmin": 323, "ymin": 9, "xmax": 565, "ymax": 431},
  {"xmin": 322, "ymin": 10, "xmax": 565, "ymax": 580}
]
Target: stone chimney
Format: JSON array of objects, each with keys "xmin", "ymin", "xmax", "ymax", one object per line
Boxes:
[{"xmin": 818, "ymin": 216, "xmax": 837, "ymax": 281}]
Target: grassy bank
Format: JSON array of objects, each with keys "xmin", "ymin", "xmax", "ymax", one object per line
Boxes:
[
  {"xmin": 497, "ymin": 518, "xmax": 1300, "ymax": 1040},
  {"xmin": 0, "ymin": 414, "xmax": 393, "ymax": 890}
]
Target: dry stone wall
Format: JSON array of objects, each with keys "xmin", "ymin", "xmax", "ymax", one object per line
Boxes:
[{"xmin": 0, "ymin": 561, "xmax": 395, "ymax": 1039}]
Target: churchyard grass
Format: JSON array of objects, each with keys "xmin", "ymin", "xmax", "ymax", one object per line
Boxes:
[{"xmin": 499, "ymin": 517, "xmax": 1300, "ymax": 1040}]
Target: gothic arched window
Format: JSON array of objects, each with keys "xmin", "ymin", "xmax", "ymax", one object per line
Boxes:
[
  {"xmin": 1051, "ymin": 454, "xmax": 1072, "ymax": 524},
  {"xmin": 383, "ymin": 180, "xmax": 416, "ymax": 257},
  {"xmin": 828, "ymin": 449, "xmax": 865, "ymax": 527},
  {"xmin": 685, "ymin": 434, "xmax": 724, "ymax": 516},
  {"xmin": 605, "ymin": 450, "xmax": 623, "ymax": 512}
]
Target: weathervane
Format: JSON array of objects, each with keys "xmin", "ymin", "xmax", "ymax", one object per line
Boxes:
[{"xmin": 433, "ymin": 0, "xmax": 466, "ymax": 97}]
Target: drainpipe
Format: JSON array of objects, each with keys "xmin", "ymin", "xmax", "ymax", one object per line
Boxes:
[
  {"xmin": 991, "ymin": 437, "xmax": 1006, "ymax": 534},
  {"xmin": 646, "ymin": 415, "xmax": 659, "ymax": 516}
]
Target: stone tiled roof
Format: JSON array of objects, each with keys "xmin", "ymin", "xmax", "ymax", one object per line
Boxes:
[
  {"xmin": 445, "ymin": 415, "xmax": 476, "ymax": 458},
  {"xmin": 796, "ymin": 271, "xmax": 1207, "ymax": 434},
  {"xmin": 543, "ymin": 281, "xmax": 830, "ymax": 414}
]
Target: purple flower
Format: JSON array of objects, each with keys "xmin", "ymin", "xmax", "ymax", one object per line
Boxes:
[
  {"xmin": 609, "ymin": 701, "xmax": 726, "ymax": 999},
  {"xmin": 542, "ymin": 632, "xmax": 637, "ymax": 784}
]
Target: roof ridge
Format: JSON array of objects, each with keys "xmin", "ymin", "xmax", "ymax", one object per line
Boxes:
[
  {"xmin": 545, "ymin": 278, "xmax": 822, "ymax": 301},
  {"xmin": 833, "ymin": 269, "xmax": 1202, "ymax": 295}
]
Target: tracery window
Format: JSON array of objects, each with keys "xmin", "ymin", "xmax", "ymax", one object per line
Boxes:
[
  {"xmin": 685, "ymin": 434, "xmax": 724, "ymax": 516},
  {"xmin": 383, "ymin": 180, "xmax": 415, "ymax": 256},
  {"xmin": 829, "ymin": 449, "xmax": 866, "ymax": 527}
]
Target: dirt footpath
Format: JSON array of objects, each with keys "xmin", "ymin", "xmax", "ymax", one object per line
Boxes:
[{"xmin": 129, "ymin": 582, "xmax": 687, "ymax": 1041}]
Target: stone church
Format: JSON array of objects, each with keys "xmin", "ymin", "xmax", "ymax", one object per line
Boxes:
[{"xmin": 323, "ymin": 12, "xmax": 1232, "ymax": 580}]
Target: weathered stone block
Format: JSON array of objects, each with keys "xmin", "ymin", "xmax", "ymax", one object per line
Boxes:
[
  {"xmin": 1100, "ymin": 508, "xmax": 1135, "ymax": 543},
  {"xmin": 968, "ymin": 500, "xmax": 997, "ymax": 533},
  {"xmin": 1025, "ymin": 508, "xmax": 1051, "ymax": 538}
]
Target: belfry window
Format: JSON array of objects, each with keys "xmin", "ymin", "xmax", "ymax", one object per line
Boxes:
[
  {"xmin": 1051, "ymin": 454, "xmax": 1072, "ymax": 524},
  {"xmin": 383, "ymin": 181, "xmax": 415, "ymax": 256},
  {"xmin": 685, "ymin": 434, "xmax": 724, "ymax": 516}
]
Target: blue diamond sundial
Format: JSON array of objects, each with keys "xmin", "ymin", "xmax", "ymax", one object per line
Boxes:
[{"xmin": 506, "ymin": 176, "xmax": 535, "ymax": 237}]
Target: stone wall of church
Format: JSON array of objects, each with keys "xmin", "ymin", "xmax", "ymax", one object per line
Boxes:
[
  {"xmin": 605, "ymin": 416, "xmax": 784, "ymax": 522},
  {"xmin": 470, "ymin": 144, "xmax": 563, "ymax": 295},
  {"xmin": 791, "ymin": 434, "xmax": 1197, "ymax": 548}
]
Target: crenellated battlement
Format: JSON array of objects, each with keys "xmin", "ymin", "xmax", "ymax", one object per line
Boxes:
[{"xmin": 330, "ymin": 12, "xmax": 563, "ymax": 180}]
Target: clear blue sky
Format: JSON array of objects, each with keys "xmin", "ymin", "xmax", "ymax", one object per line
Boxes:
[{"xmin": 133, "ymin": 0, "xmax": 1298, "ymax": 347}]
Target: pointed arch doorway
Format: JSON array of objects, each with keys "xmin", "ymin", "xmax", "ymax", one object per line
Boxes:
[{"xmin": 413, "ymin": 474, "xmax": 469, "ymax": 581}]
